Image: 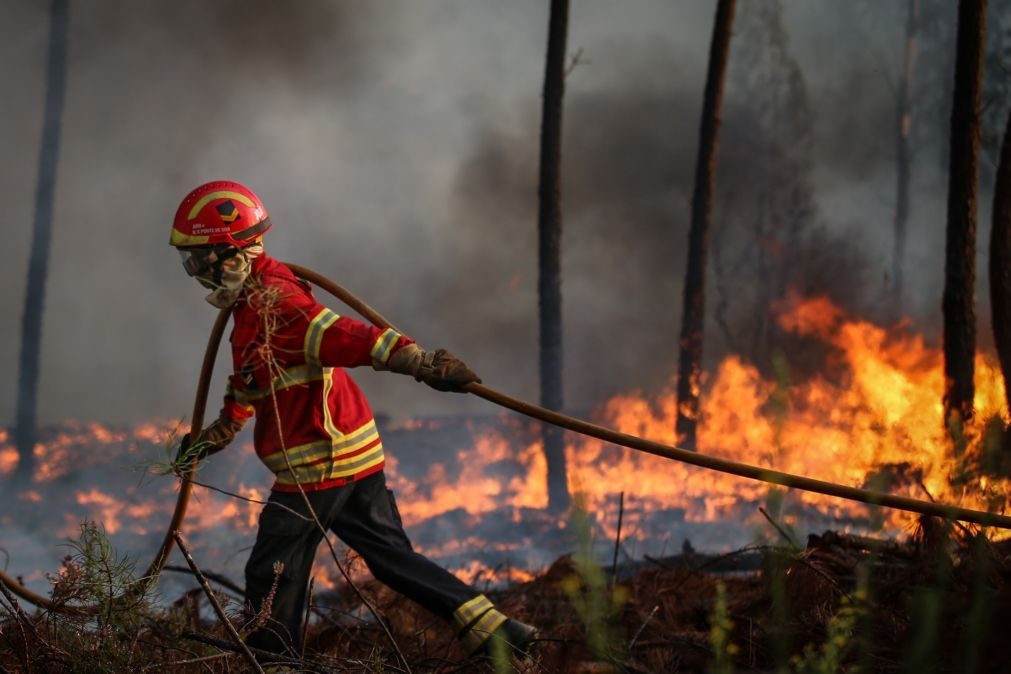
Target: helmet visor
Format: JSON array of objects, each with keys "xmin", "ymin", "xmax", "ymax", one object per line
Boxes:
[{"xmin": 177, "ymin": 245, "xmax": 239, "ymax": 278}]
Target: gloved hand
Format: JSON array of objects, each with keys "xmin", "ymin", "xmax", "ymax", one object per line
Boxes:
[
  {"xmin": 173, "ymin": 432, "xmax": 200, "ymax": 474},
  {"xmin": 387, "ymin": 345, "xmax": 481, "ymax": 393},
  {"xmin": 174, "ymin": 416, "xmax": 243, "ymax": 469},
  {"xmin": 418, "ymin": 348, "xmax": 481, "ymax": 392}
]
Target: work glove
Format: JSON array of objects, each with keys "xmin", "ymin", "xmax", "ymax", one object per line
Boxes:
[
  {"xmin": 387, "ymin": 345, "xmax": 481, "ymax": 393},
  {"xmin": 174, "ymin": 416, "xmax": 243, "ymax": 469}
]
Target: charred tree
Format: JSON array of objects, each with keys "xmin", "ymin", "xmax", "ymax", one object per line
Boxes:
[
  {"xmin": 893, "ymin": 0, "xmax": 919, "ymax": 301},
  {"xmin": 675, "ymin": 0, "xmax": 737, "ymax": 452},
  {"xmin": 942, "ymin": 0, "xmax": 986, "ymax": 428},
  {"xmin": 537, "ymin": 0, "xmax": 570, "ymax": 513},
  {"xmin": 990, "ymin": 109, "xmax": 1011, "ymax": 433},
  {"xmin": 14, "ymin": 0, "xmax": 70, "ymax": 484}
]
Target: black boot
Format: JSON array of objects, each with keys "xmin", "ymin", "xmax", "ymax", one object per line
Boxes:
[{"xmin": 480, "ymin": 618, "xmax": 539, "ymax": 661}]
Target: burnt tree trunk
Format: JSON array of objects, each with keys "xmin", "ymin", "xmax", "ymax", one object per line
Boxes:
[
  {"xmin": 942, "ymin": 0, "xmax": 986, "ymax": 428},
  {"xmin": 14, "ymin": 0, "xmax": 69, "ymax": 484},
  {"xmin": 675, "ymin": 0, "xmax": 737, "ymax": 451},
  {"xmin": 893, "ymin": 0, "xmax": 919, "ymax": 301},
  {"xmin": 538, "ymin": 0, "xmax": 570, "ymax": 513},
  {"xmin": 990, "ymin": 109, "xmax": 1011, "ymax": 430}
]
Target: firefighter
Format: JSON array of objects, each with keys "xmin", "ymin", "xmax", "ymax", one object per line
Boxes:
[{"xmin": 170, "ymin": 180, "xmax": 537, "ymax": 660}]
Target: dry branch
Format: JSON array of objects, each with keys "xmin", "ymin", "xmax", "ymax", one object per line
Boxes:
[
  {"xmin": 172, "ymin": 531, "xmax": 264, "ymax": 674},
  {"xmin": 162, "ymin": 564, "xmax": 245, "ymax": 597},
  {"xmin": 181, "ymin": 630, "xmax": 335, "ymax": 673}
]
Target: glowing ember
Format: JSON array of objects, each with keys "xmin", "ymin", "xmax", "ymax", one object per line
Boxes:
[{"xmin": 0, "ymin": 448, "xmax": 15, "ymax": 475}]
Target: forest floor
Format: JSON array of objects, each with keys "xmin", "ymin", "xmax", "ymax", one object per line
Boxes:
[{"xmin": 1, "ymin": 518, "xmax": 1009, "ymax": 673}]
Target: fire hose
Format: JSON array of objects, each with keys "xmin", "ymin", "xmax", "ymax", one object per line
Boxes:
[{"xmin": 3, "ymin": 263, "xmax": 1011, "ymax": 611}]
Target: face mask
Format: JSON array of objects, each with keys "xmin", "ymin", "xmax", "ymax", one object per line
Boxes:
[{"xmin": 190, "ymin": 244, "xmax": 263, "ymax": 308}]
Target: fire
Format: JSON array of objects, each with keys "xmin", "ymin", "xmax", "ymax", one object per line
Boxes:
[
  {"xmin": 563, "ymin": 294, "xmax": 1011, "ymax": 537},
  {"xmin": 3, "ymin": 295, "xmax": 1010, "ymax": 598},
  {"xmin": 0, "ymin": 419, "xmax": 181, "ymax": 482},
  {"xmin": 384, "ymin": 294, "xmax": 1011, "ymax": 545},
  {"xmin": 390, "ymin": 436, "xmax": 548, "ymax": 525}
]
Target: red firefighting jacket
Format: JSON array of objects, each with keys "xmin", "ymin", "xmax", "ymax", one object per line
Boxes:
[{"xmin": 218, "ymin": 254, "xmax": 414, "ymax": 492}]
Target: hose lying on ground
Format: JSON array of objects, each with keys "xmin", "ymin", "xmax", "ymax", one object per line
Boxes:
[{"xmin": 2, "ymin": 263, "xmax": 1010, "ymax": 610}]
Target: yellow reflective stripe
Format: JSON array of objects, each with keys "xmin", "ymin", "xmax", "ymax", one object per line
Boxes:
[
  {"xmin": 322, "ymin": 369, "xmax": 340, "ymax": 441},
  {"xmin": 262, "ymin": 440, "xmax": 329, "ymax": 474},
  {"xmin": 187, "ymin": 190, "xmax": 256, "ymax": 220},
  {"xmin": 453, "ymin": 595, "xmax": 493, "ymax": 631},
  {"xmin": 235, "ymin": 364, "xmax": 325, "ymax": 403},
  {"xmin": 462, "ymin": 608, "xmax": 508, "ymax": 653},
  {"xmin": 370, "ymin": 328, "xmax": 402, "ymax": 368},
  {"xmin": 304, "ymin": 308, "xmax": 341, "ymax": 366},
  {"xmin": 261, "ymin": 419, "xmax": 379, "ymax": 473},
  {"xmin": 274, "ymin": 444, "xmax": 385, "ymax": 485}
]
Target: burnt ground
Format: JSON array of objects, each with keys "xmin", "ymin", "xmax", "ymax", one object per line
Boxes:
[{"xmin": 2, "ymin": 520, "xmax": 1010, "ymax": 673}]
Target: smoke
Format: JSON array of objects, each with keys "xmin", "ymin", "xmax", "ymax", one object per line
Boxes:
[
  {"xmin": 440, "ymin": 1, "xmax": 897, "ymax": 406},
  {"xmin": 0, "ymin": 1, "xmax": 998, "ymax": 426}
]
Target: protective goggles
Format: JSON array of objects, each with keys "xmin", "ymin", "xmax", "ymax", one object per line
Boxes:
[{"xmin": 178, "ymin": 245, "xmax": 240, "ymax": 278}]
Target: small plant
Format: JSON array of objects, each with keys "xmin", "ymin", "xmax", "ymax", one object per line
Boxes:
[
  {"xmin": 560, "ymin": 493, "xmax": 629, "ymax": 662},
  {"xmin": 49, "ymin": 520, "xmax": 147, "ymax": 618},
  {"xmin": 708, "ymin": 581, "xmax": 738, "ymax": 674},
  {"xmin": 790, "ymin": 588, "xmax": 867, "ymax": 674},
  {"xmin": 43, "ymin": 520, "xmax": 164, "ymax": 672}
]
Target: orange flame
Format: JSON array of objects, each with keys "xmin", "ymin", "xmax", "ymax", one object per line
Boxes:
[{"xmin": 6, "ymin": 295, "xmax": 1011, "ymax": 594}]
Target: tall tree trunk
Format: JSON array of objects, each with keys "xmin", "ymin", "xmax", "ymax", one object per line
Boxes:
[
  {"xmin": 990, "ymin": 109, "xmax": 1011, "ymax": 431},
  {"xmin": 14, "ymin": 0, "xmax": 70, "ymax": 484},
  {"xmin": 675, "ymin": 0, "xmax": 737, "ymax": 452},
  {"xmin": 942, "ymin": 0, "xmax": 986, "ymax": 428},
  {"xmin": 893, "ymin": 0, "xmax": 919, "ymax": 302},
  {"xmin": 537, "ymin": 0, "xmax": 570, "ymax": 513}
]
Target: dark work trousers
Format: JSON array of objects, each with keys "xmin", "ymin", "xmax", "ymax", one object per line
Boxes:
[{"xmin": 244, "ymin": 471, "xmax": 482, "ymax": 654}]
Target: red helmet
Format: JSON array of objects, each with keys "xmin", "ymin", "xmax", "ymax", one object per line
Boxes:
[{"xmin": 170, "ymin": 180, "xmax": 272, "ymax": 248}]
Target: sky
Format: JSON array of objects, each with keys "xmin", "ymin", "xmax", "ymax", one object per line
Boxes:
[{"xmin": 0, "ymin": 0, "xmax": 1001, "ymax": 426}]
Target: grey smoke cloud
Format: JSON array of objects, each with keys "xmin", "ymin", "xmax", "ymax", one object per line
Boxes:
[{"xmin": 0, "ymin": 0, "xmax": 995, "ymax": 427}]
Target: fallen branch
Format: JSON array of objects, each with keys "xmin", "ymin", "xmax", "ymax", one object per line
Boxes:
[
  {"xmin": 163, "ymin": 564, "xmax": 245, "ymax": 597},
  {"xmin": 173, "ymin": 531, "xmax": 264, "ymax": 674},
  {"xmin": 0, "ymin": 578, "xmax": 38, "ymax": 640},
  {"xmin": 0, "ymin": 584, "xmax": 32, "ymax": 673}
]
